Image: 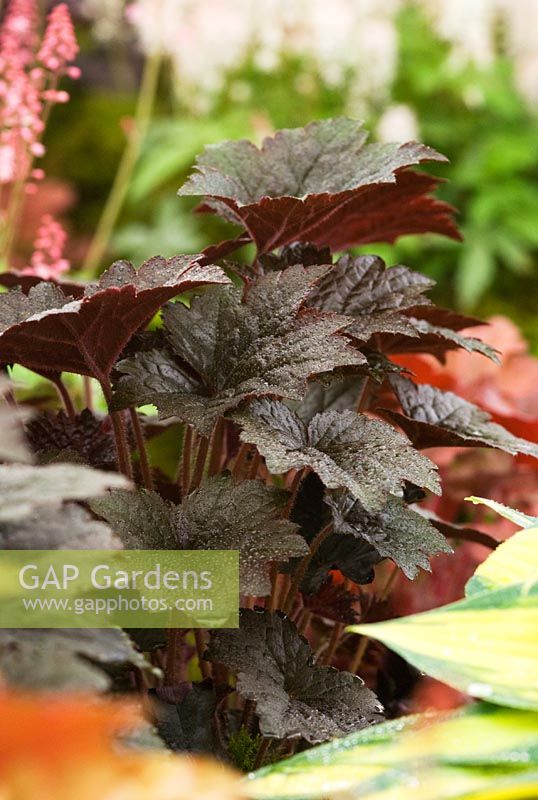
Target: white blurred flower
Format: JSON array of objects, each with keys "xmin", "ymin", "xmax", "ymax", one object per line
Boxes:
[
  {"xmin": 377, "ymin": 103, "xmax": 418, "ymax": 142},
  {"xmin": 81, "ymin": 0, "xmax": 538, "ymax": 110},
  {"xmin": 79, "ymin": 0, "xmax": 127, "ymax": 43},
  {"xmin": 421, "ymin": 0, "xmax": 499, "ymax": 66}
]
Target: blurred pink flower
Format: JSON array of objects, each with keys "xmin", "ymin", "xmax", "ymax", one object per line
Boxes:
[
  {"xmin": 21, "ymin": 213, "xmax": 70, "ymax": 279},
  {"xmin": 38, "ymin": 3, "xmax": 79, "ymax": 75},
  {"xmin": 0, "ymin": 1, "xmax": 79, "ymax": 190}
]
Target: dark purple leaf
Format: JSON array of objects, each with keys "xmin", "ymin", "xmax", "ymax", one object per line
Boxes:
[
  {"xmin": 112, "ymin": 266, "xmax": 363, "ymax": 434},
  {"xmin": 179, "ymin": 118, "xmax": 460, "ymax": 254},
  {"xmin": 384, "ymin": 376, "xmax": 538, "ymax": 456},
  {"xmin": 207, "ymin": 608, "xmax": 383, "ymax": 742},
  {"xmin": 233, "ymin": 398, "xmax": 440, "ymax": 511},
  {"xmin": 0, "ymin": 256, "xmax": 228, "ymax": 379}
]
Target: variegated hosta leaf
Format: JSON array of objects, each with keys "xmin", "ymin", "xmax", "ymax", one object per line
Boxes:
[
  {"xmin": 307, "ymin": 254, "xmax": 434, "ymax": 341},
  {"xmin": 233, "ymin": 398, "xmax": 440, "ymax": 512},
  {"xmin": 465, "ymin": 523, "xmax": 538, "ymax": 597},
  {"xmin": 178, "ymin": 118, "xmax": 459, "ymax": 253},
  {"xmin": 386, "ymin": 376, "xmax": 538, "ymax": 457},
  {"xmin": 112, "ymin": 266, "xmax": 363, "ymax": 435},
  {"xmin": 207, "ymin": 608, "xmax": 383, "ymax": 743},
  {"xmin": 247, "ymin": 705, "xmax": 538, "ymax": 800},
  {"xmin": 466, "ymin": 496, "xmax": 538, "ymax": 529},
  {"xmin": 0, "ymin": 504, "xmax": 121, "ymax": 549},
  {"xmin": 0, "ymin": 628, "xmax": 153, "ymax": 691},
  {"xmin": 0, "ymin": 463, "xmax": 129, "ymax": 522},
  {"xmin": 177, "ymin": 476, "xmax": 306, "ymax": 596},
  {"xmin": 327, "ymin": 492, "xmax": 452, "ymax": 579},
  {"xmin": 350, "ymin": 578, "xmax": 538, "ymax": 710}
]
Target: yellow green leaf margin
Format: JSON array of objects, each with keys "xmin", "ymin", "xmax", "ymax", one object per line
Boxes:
[
  {"xmin": 348, "ymin": 521, "xmax": 538, "ymax": 710},
  {"xmin": 247, "ymin": 705, "xmax": 538, "ymax": 800},
  {"xmin": 247, "ymin": 505, "xmax": 538, "ymax": 800}
]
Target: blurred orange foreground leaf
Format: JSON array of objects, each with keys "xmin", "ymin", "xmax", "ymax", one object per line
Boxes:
[{"xmin": 0, "ymin": 690, "xmax": 242, "ymax": 800}]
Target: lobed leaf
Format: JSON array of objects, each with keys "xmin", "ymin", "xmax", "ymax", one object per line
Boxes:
[
  {"xmin": 302, "ymin": 577, "xmax": 362, "ymax": 624},
  {"xmin": 0, "ymin": 255, "xmax": 228, "ymax": 379},
  {"xmin": 179, "ymin": 118, "xmax": 460, "ymax": 253},
  {"xmin": 178, "ymin": 476, "xmax": 306, "ymax": 596},
  {"xmin": 26, "ymin": 409, "xmax": 117, "ymax": 470},
  {"xmin": 90, "ymin": 488, "xmax": 179, "ymax": 549},
  {"xmin": 148, "ymin": 683, "xmax": 217, "ymax": 754},
  {"xmin": 207, "ymin": 608, "xmax": 383, "ymax": 743},
  {"xmin": 0, "ymin": 504, "xmax": 121, "ymax": 550},
  {"xmin": 308, "ymin": 254, "xmax": 433, "ymax": 341},
  {"xmin": 0, "ymin": 463, "xmax": 129, "ymax": 521},
  {"xmin": 327, "ymin": 491, "xmax": 452, "ymax": 579},
  {"xmin": 113, "ymin": 266, "xmax": 363, "ymax": 435},
  {"xmin": 301, "ymin": 533, "xmax": 380, "ymax": 593},
  {"xmin": 0, "ymin": 628, "xmax": 152, "ymax": 691},
  {"xmin": 91, "ymin": 478, "xmax": 306, "ymax": 596},
  {"xmin": 385, "ymin": 376, "xmax": 538, "ymax": 456},
  {"xmin": 233, "ymin": 398, "xmax": 440, "ymax": 511}
]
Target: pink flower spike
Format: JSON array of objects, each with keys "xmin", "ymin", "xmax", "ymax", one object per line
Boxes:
[
  {"xmin": 37, "ymin": 3, "xmax": 79, "ymax": 75},
  {"xmin": 0, "ymin": 0, "xmax": 39, "ymax": 67},
  {"xmin": 23, "ymin": 213, "xmax": 70, "ymax": 279}
]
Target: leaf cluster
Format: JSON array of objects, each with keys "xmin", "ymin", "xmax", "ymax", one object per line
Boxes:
[{"xmin": 1, "ymin": 118, "xmax": 536, "ymax": 762}]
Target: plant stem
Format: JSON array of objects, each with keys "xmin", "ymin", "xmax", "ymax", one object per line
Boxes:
[
  {"xmin": 188, "ymin": 434, "xmax": 209, "ymax": 493},
  {"xmin": 281, "ymin": 523, "xmax": 333, "ymax": 616},
  {"xmin": 164, "ymin": 628, "xmax": 183, "ymax": 684},
  {"xmin": 253, "ymin": 737, "xmax": 272, "ymax": 770},
  {"xmin": 267, "ymin": 563, "xmax": 281, "ymax": 612},
  {"xmin": 98, "ymin": 376, "xmax": 133, "ymax": 479},
  {"xmin": 50, "ymin": 374, "xmax": 76, "ymax": 419},
  {"xmin": 356, "ymin": 375, "xmax": 372, "ymax": 413},
  {"xmin": 320, "ymin": 622, "xmax": 345, "ymax": 665},
  {"xmin": 194, "ymin": 629, "xmax": 210, "ymax": 679},
  {"xmin": 109, "ymin": 409, "xmax": 134, "ymax": 479},
  {"xmin": 207, "ymin": 416, "xmax": 225, "ymax": 476},
  {"xmin": 297, "ymin": 609, "xmax": 311, "ymax": 635},
  {"xmin": 240, "ymin": 698, "xmax": 255, "ymax": 731},
  {"xmin": 180, "ymin": 424, "xmax": 193, "ymax": 493},
  {"xmin": 284, "ymin": 467, "xmax": 308, "ymax": 515},
  {"xmin": 82, "ymin": 52, "xmax": 161, "ymax": 274},
  {"xmin": 246, "ymin": 449, "xmax": 261, "ymax": 479},
  {"xmin": 82, "ymin": 376, "xmax": 94, "ymax": 410},
  {"xmin": 128, "ymin": 407, "xmax": 153, "ymax": 490},
  {"xmin": 350, "ymin": 635, "xmax": 369, "ymax": 674},
  {"xmin": 232, "ymin": 442, "xmax": 250, "ymax": 479},
  {"xmin": 378, "ymin": 564, "xmax": 399, "ymax": 603}
]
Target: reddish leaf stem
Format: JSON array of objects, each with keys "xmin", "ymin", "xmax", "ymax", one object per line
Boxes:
[
  {"xmin": 232, "ymin": 442, "xmax": 251, "ymax": 479},
  {"xmin": 128, "ymin": 408, "xmax": 153, "ymax": 490},
  {"xmin": 207, "ymin": 416, "xmax": 225, "ymax": 476},
  {"xmin": 180, "ymin": 424, "xmax": 194, "ymax": 493},
  {"xmin": 281, "ymin": 523, "xmax": 333, "ymax": 616},
  {"xmin": 194, "ymin": 629, "xmax": 211, "ymax": 679},
  {"xmin": 50, "ymin": 374, "xmax": 76, "ymax": 420},
  {"xmin": 98, "ymin": 376, "xmax": 133, "ymax": 480},
  {"xmin": 189, "ymin": 435, "xmax": 209, "ymax": 493}
]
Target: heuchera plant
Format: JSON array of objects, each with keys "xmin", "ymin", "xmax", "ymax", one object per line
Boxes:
[{"xmin": 2, "ymin": 118, "xmax": 538, "ymax": 768}]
